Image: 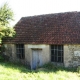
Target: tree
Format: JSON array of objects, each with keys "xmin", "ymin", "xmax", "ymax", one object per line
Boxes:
[{"xmin": 0, "ymin": 3, "xmax": 15, "ymax": 44}]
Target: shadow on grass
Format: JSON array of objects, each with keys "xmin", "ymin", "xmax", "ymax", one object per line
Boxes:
[
  {"xmin": 0, "ymin": 61, "xmax": 77, "ymax": 74},
  {"xmin": 0, "ymin": 61, "xmax": 30, "ymax": 73}
]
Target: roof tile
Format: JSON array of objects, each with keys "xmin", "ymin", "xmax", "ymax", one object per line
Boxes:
[{"xmin": 4, "ymin": 11, "xmax": 80, "ymax": 44}]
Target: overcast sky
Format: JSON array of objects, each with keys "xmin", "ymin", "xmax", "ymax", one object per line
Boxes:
[{"xmin": 0, "ymin": 0, "xmax": 80, "ymax": 26}]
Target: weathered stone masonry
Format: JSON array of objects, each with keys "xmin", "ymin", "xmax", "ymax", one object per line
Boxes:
[
  {"xmin": 64, "ymin": 45, "xmax": 80, "ymax": 67},
  {"xmin": 4, "ymin": 44, "xmax": 80, "ymax": 67}
]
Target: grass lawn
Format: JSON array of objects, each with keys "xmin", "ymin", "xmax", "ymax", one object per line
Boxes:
[{"xmin": 0, "ymin": 62, "xmax": 80, "ymax": 80}]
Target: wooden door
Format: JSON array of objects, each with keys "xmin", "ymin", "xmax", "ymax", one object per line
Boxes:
[{"xmin": 31, "ymin": 49, "xmax": 42, "ymax": 69}]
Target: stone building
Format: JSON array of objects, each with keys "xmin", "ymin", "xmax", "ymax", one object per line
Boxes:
[{"xmin": 4, "ymin": 11, "xmax": 80, "ymax": 69}]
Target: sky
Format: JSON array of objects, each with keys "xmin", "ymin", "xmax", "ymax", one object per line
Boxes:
[{"xmin": 0, "ymin": 0, "xmax": 80, "ymax": 26}]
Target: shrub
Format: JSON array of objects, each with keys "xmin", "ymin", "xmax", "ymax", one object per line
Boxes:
[
  {"xmin": 0, "ymin": 54, "xmax": 4, "ymax": 62},
  {"xmin": 43, "ymin": 62, "xmax": 57, "ymax": 70}
]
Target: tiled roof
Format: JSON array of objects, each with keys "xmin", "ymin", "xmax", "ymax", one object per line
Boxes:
[{"xmin": 4, "ymin": 11, "xmax": 80, "ymax": 44}]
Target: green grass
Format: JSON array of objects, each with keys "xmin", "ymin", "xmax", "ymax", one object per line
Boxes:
[{"xmin": 0, "ymin": 62, "xmax": 80, "ymax": 80}]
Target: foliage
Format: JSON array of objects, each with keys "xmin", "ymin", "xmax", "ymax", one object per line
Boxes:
[
  {"xmin": 0, "ymin": 3, "xmax": 13, "ymax": 26},
  {"xmin": 0, "ymin": 3, "xmax": 15, "ymax": 44},
  {"xmin": 42, "ymin": 62, "xmax": 57, "ymax": 70},
  {"xmin": 0, "ymin": 54, "xmax": 4, "ymax": 62},
  {"xmin": 0, "ymin": 62, "xmax": 80, "ymax": 80},
  {"xmin": 0, "ymin": 26, "xmax": 15, "ymax": 39}
]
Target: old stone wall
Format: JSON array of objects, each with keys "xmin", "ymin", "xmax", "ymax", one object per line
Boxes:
[
  {"xmin": 4, "ymin": 44, "xmax": 25, "ymax": 64},
  {"xmin": 64, "ymin": 45, "xmax": 80, "ymax": 67},
  {"xmin": 4, "ymin": 44, "xmax": 50, "ymax": 68},
  {"xmin": 4, "ymin": 44, "xmax": 12, "ymax": 57},
  {"xmin": 5, "ymin": 44, "xmax": 80, "ymax": 68}
]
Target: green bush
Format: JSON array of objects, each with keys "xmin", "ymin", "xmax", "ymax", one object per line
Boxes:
[
  {"xmin": 0, "ymin": 45, "xmax": 5, "ymax": 62},
  {"xmin": 0, "ymin": 54, "xmax": 4, "ymax": 62},
  {"xmin": 43, "ymin": 62, "xmax": 57, "ymax": 70}
]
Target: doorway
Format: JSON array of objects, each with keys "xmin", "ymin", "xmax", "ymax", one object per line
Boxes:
[{"xmin": 31, "ymin": 49, "xmax": 42, "ymax": 69}]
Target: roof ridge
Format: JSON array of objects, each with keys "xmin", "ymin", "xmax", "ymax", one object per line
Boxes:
[
  {"xmin": 22, "ymin": 11, "xmax": 79, "ymax": 18},
  {"xmin": 4, "ymin": 11, "xmax": 80, "ymax": 44}
]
